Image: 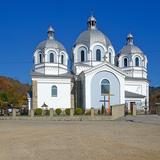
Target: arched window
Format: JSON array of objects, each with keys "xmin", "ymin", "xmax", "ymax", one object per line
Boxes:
[
  {"xmin": 39, "ymin": 54, "xmax": 42, "ymax": 63},
  {"xmin": 81, "ymin": 50, "xmax": 85, "ymax": 62},
  {"xmin": 109, "ymin": 52, "xmax": 112, "ymax": 63},
  {"xmin": 135, "ymin": 57, "xmax": 139, "ymax": 67},
  {"xmin": 101, "ymin": 79, "xmax": 110, "ymax": 95},
  {"xmin": 50, "ymin": 53, "xmax": 54, "ymax": 63},
  {"xmin": 61, "ymin": 55, "xmax": 64, "ymax": 64},
  {"xmin": 124, "ymin": 58, "xmax": 128, "ymax": 67},
  {"xmin": 96, "ymin": 49, "xmax": 101, "ymax": 61},
  {"xmin": 51, "ymin": 86, "xmax": 57, "ymax": 97}
]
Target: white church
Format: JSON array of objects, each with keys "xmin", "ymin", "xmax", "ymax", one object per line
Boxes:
[{"xmin": 31, "ymin": 16, "xmax": 149, "ymax": 112}]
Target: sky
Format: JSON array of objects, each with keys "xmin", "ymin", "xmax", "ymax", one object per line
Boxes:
[{"xmin": 0, "ymin": 0, "xmax": 159, "ymax": 86}]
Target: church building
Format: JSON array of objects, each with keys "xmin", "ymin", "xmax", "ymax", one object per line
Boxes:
[{"xmin": 31, "ymin": 16, "xmax": 149, "ymax": 112}]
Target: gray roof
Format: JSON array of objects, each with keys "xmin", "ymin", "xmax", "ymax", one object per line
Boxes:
[
  {"xmin": 31, "ymin": 71, "xmax": 73, "ymax": 78},
  {"xmin": 36, "ymin": 26, "xmax": 66, "ymax": 52},
  {"xmin": 125, "ymin": 76, "xmax": 149, "ymax": 82},
  {"xmin": 125, "ymin": 91, "xmax": 145, "ymax": 98},
  {"xmin": 76, "ymin": 29, "xmax": 111, "ymax": 48},
  {"xmin": 36, "ymin": 39, "xmax": 66, "ymax": 51},
  {"xmin": 119, "ymin": 34, "xmax": 144, "ymax": 56},
  {"xmin": 120, "ymin": 44, "xmax": 143, "ymax": 55}
]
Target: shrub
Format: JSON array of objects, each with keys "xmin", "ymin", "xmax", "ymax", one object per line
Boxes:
[
  {"xmin": 65, "ymin": 108, "xmax": 70, "ymax": 115},
  {"xmin": 101, "ymin": 104, "xmax": 105, "ymax": 114},
  {"xmin": 75, "ymin": 107, "xmax": 83, "ymax": 115},
  {"xmin": 35, "ymin": 108, "xmax": 42, "ymax": 116},
  {"xmin": 55, "ymin": 108, "xmax": 62, "ymax": 115}
]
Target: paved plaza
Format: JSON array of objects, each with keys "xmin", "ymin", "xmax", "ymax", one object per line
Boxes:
[{"xmin": 0, "ymin": 115, "xmax": 160, "ymax": 160}]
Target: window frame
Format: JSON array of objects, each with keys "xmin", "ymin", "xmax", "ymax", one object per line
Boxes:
[
  {"xmin": 50, "ymin": 53, "xmax": 54, "ymax": 63},
  {"xmin": 39, "ymin": 53, "xmax": 42, "ymax": 63},
  {"xmin": 81, "ymin": 50, "xmax": 85, "ymax": 62},
  {"xmin": 124, "ymin": 57, "xmax": 128, "ymax": 67},
  {"xmin": 51, "ymin": 85, "xmax": 57, "ymax": 97},
  {"xmin": 96, "ymin": 49, "xmax": 101, "ymax": 61},
  {"xmin": 101, "ymin": 79, "xmax": 110, "ymax": 95},
  {"xmin": 61, "ymin": 54, "xmax": 64, "ymax": 64},
  {"xmin": 135, "ymin": 57, "xmax": 140, "ymax": 67}
]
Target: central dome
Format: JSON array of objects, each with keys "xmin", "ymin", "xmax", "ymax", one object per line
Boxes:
[
  {"xmin": 75, "ymin": 16, "xmax": 111, "ymax": 48},
  {"xmin": 76, "ymin": 29, "xmax": 111, "ymax": 48}
]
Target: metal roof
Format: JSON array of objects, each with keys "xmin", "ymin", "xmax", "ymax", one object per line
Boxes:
[
  {"xmin": 125, "ymin": 91, "xmax": 145, "ymax": 98},
  {"xmin": 76, "ymin": 29, "xmax": 111, "ymax": 48}
]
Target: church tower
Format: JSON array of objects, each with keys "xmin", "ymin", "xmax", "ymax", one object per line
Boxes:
[
  {"xmin": 117, "ymin": 33, "xmax": 148, "ymax": 78},
  {"xmin": 31, "ymin": 26, "xmax": 72, "ymax": 110},
  {"xmin": 72, "ymin": 16, "xmax": 116, "ymax": 76}
]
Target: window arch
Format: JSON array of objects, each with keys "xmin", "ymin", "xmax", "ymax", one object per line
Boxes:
[
  {"xmin": 135, "ymin": 57, "xmax": 140, "ymax": 67},
  {"xmin": 61, "ymin": 55, "xmax": 64, "ymax": 64},
  {"xmin": 124, "ymin": 58, "xmax": 128, "ymax": 67},
  {"xmin": 51, "ymin": 86, "xmax": 57, "ymax": 97},
  {"xmin": 96, "ymin": 49, "xmax": 101, "ymax": 61},
  {"xmin": 101, "ymin": 79, "xmax": 110, "ymax": 95},
  {"xmin": 109, "ymin": 52, "xmax": 112, "ymax": 63},
  {"xmin": 39, "ymin": 53, "xmax": 42, "ymax": 63},
  {"xmin": 50, "ymin": 53, "xmax": 54, "ymax": 63},
  {"xmin": 81, "ymin": 50, "xmax": 85, "ymax": 62}
]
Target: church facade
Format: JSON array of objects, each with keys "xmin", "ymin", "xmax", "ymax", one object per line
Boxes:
[{"xmin": 31, "ymin": 16, "xmax": 149, "ymax": 112}]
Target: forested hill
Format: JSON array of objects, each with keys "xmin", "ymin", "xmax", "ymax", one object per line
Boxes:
[
  {"xmin": 150, "ymin": 86, "xmax": 160, "ymax": 112},
  {"xmin": 0, "ymin": 76, "xmax": 30, "ymax": 108}
]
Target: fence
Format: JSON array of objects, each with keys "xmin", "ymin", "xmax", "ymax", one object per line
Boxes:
[{"xmin": 0, "ymin": 104, "xmax": 126, "ymax": 121}]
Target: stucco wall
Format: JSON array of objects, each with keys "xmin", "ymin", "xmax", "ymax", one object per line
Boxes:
[
  {"xmin": 82, "ymin": 64, "xmax": 125, "ymax": 110},
  {"xmin": 90, "ymin": 71, "xmax": 120, "ymax": 109},
  {"xmin": 32, "ymin": 77, "xmax": 71, "ymax": 109}
]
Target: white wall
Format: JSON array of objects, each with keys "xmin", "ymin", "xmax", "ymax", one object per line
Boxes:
[
  {"xmin": 125, "ymin": 79, "xmax": 149, "ymax": 109},
  {"xmin": 32, "ymin": 77, "xmax": 71, "ymax": 109},
  {"xmin": 81, "ymin": 63, "xmax": 125, "ymax": 110}
]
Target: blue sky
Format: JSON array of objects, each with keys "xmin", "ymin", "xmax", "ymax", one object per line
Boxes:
[{"xmin": 0, "ymin": 0, "xmax": 159, "ymax": 86}]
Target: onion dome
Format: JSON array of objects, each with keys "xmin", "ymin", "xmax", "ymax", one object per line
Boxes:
[
  {"xmin": 75, "ymin": 16, "xmax": 112, "ymax": 48},
  {"xmin": 36, "ymin": 26, "xmax": 66, "ymax": 51},
  {"xmin": 119, "ymin": 33, "xmax": 144, "ymax": 55}
]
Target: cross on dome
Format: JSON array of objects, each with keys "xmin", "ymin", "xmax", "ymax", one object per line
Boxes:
[
  {"xmin": 126, "ymin": 33, "xmax": 133, "ymax": 45},
  {"xmin": 48, "ymin": 26, "xmax": 55, "ymax": 40}
]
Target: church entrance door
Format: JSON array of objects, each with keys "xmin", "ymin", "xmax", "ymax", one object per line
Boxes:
[{"xmin": 130, "ymin": 102, "xmax": 135, "ymax": 115}]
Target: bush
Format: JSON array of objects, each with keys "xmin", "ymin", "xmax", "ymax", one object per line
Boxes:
[
  {"xmin": 65, "ymin": 108, "xmax": 70, "ymax": 115},
  {"xmin": 35, "ymin": 108, "xmax": 42, "ymax": 116},
  {"xmin": 75, "ymin": 107, "xmax": 83, "ymax": 115},
  {"xmin": 55, "ymin": 108, "xmax": 62, "ymax": 115},
  {"xmin": 101, "ymin": 104, "xmax": 105, "ymax": 114}
]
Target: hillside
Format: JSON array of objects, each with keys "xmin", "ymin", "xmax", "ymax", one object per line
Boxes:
[
  {"xmin": 149, "ymin": 86, "xmax": 160, "ymax": 113},
  {"xmin": 0, "ymin": 76, "xmax": 30, "ymax": 108}
]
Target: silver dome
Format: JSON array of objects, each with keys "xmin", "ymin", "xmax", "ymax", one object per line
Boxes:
[
  {"xmin": 36, "ymin": 39, "xmax": 66, "ymax": 51},
  {"xmin": 119, "ymin": 34, "xmax": 143, "ymax": 55},
  {"xmin": 76, "ymin": 29, "xmax": 111, "ymax": 48},
  {"xmin": 36, "ymin": 26, "xmax": 66, "ymax": 51},
  {"xmin": 120, "ymin": 44, "xmax": 143, "ymax": 55},
  {"xmin": 75, "ymin": 16, "xmax": 112, "ymax": 48}
]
